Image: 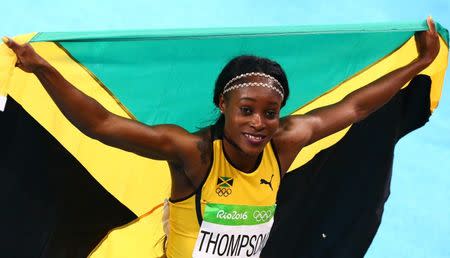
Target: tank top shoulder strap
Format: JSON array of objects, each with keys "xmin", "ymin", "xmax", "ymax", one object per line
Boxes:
[{"xmin": 269, "ymin": 139, "xmax": 283, "ymax": 179}]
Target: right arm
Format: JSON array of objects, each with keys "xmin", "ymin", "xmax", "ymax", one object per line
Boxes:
[{"xmin": 2, "ymin": 37, "xmax": 198, "ymax": 162}]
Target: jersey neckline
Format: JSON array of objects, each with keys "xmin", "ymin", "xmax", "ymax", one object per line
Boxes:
[{"xmin": 220, "ymin": 139, "xmax": 264, "ymax": 175}]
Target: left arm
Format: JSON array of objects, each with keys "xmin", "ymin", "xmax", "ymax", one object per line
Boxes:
[{"xmin": 275, "ymin": 17, "xmax": 440, "ymax": 171}]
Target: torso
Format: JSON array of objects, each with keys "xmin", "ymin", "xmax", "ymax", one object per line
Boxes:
[{"xmin": 166, "ymin": 126, "xmax": 281, "ymax": 258}]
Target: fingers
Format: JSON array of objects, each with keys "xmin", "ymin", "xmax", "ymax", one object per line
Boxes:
[
  {"xmin": 3, "ymin": 36, "xmax": 25, "ymax": 68},
  {"xmin": 2, "ymin": 36, "xmax": 21, "ymax": 52},
  {"xmin": 15, "ymin": 58, "xmax": 22, "ymax": 67},
  {"xmin": 427, "ymin": 16, "xmax": 437, "ymax": 35}
]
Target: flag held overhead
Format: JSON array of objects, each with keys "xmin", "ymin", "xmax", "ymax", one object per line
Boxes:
[{"xmin": 0, "ymin": 20, "xmax": 447, "ymax": 258}]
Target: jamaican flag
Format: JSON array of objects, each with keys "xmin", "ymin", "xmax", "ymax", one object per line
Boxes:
[{"xmin": 0, "ymin": 21, "xmax": 448, "ymax": 257}]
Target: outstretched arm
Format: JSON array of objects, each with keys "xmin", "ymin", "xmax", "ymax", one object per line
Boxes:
[
  {"xmin": 276, "ymin": 17, "xmax": 440, "ymax": 167},
  {"xmin": 2, "ymin": 37, "xmax": 199, "ymax": 162}
]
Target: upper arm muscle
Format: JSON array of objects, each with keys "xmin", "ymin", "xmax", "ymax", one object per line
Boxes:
[
  {"xmin": 279, "ymin": 98, "xmax": 358, "ymax": 149},
  {"xmin": 275, "ymin": 100, "xmax": 359, "ymax": 171},
  {"xmin": 90, "ymin": 114, "xmax": 198, "ymax": 162}
]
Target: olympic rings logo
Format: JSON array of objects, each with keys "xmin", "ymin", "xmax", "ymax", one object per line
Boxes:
[
  {"xmin": 253, "ymin": 210, "xmax": 272, "ymax": 222},
  {"xmin": 216, "ymin": 187, "xmax": 232, "ymax": 197}
]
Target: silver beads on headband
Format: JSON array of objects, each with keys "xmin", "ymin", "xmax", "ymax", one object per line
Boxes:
[
  {"xmin": 222, "ymin": 72, "xmax": 285, "ymax": 100},
  {"xmin": 223, "ymin": 82, "xmax": 284, "ymax": 100}
]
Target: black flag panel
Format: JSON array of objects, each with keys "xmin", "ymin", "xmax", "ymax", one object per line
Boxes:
[
  {"xmin": 0, "ymin": 75, "xmax": 432, "ymax": 258},
  {"xmin": 263, "ymin": 75, "xmax": 431, "ymax": 258}
]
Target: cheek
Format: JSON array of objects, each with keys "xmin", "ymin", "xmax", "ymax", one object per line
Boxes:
[
  {"xmin": 228, "ymin": 111, "xmax": 247, "ymax": 125},
  {"xmin": 224, "ymin": 113, "xmax": 245, "ymax": 132},
  {"xmin": 267, "ymin": 119, "xmax": 280, "ymax": 133}
]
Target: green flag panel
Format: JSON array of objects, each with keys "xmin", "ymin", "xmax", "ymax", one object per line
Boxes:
[{"xmin": 29, "ymin": 21, "xmax": 447, "ymax": 132}]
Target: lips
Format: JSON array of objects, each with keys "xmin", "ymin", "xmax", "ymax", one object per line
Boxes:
[{"xmin": 243, "ymin": 132, "xmax": 266, "ymax": 145}]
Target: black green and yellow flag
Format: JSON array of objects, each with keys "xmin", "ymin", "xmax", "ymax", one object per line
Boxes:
[{"xmin": 0, "ymin": 21, "xmax": 448, "ymax": 257}]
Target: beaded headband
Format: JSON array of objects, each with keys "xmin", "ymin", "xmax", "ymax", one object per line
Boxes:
[{"xmin": 222, "ymin": 72, "xmax": 285, "ymax": 100}]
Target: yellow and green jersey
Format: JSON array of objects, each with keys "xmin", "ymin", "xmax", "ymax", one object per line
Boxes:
[{"xmin": 167, "ymin": 127, "xmax": 281, "ymax": 257}]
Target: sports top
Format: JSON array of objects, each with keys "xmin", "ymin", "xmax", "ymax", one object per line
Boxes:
[{"xmin": 166, "ymin": 126, "xmax": 281, "ymax": 258}]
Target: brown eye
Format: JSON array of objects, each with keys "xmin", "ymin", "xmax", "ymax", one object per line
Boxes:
[
  {"xmin": 240, "ymin": 107, "xmax": 252, "ymax": 115},
  {"xmin": 265, "ymin": 110, "xmax": 277, "ymax": 119}
]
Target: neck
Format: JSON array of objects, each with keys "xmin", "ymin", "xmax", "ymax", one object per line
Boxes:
[{"xmin": 222, "ymin": 134, "xmax": 261, "ymax": 173}]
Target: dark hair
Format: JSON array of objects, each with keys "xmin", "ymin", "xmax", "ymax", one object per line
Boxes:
[{"xmin": 213, "ymin": 55, "xmax": 290, "ymax": 127}]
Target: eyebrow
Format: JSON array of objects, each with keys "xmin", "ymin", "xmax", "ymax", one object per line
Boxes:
[
  {"xmin": 239, "ymin": 97, "xmax": 279, "ymax": 106},
  {"xmin": 240, "ymin": 97, "xmax": 256, "ymax": 102}
]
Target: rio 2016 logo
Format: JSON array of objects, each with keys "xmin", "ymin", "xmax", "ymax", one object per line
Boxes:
[{"xmin": 216, "ymin": 210, "xmax": 248, "ymax": 220}]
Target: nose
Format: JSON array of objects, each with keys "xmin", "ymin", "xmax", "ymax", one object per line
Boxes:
[{"xmin": 250, "ymin": 114, "xmax": 264, "ymax": 130}]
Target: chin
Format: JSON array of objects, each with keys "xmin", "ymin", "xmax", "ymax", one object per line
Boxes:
[{"xmin": 240, "ymin": 141, "xmax": 268, "ymax": 157}]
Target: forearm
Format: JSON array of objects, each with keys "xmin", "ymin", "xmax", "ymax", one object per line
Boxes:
[
  {"xmin": 33, "ymin": 62, "xmax": 197, "ymax": 162},
  {"xmin": 34, "ymin": 62, "xmax": 110, "ymax": 136},
  {"xmin": 347, "ymin": 58, "xmax": 431, "ymax": 120},
  {"xmin": 3, "ymin": 37, "xmax": 201, "ymax": 163},
  {"xmin": 298, "ymin": 58, "xmax": 432, "ymax": 145}
]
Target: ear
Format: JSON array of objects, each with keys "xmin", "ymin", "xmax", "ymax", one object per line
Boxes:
[{"xmin": 219, "ymin": 94, "xmax": 226, "ymax": 113}]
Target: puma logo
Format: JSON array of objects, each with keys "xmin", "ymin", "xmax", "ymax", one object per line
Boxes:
[{"xmin": 260, "ymin": 174, "xmax": 274, "ymax": 191}]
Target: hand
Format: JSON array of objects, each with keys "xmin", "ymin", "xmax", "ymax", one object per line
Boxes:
[
  {"xmin": 2, "ymin": 36, "xmax": 49, "ymax": 73},
  {"xmin": 415, "ymin": 16, "xmax": 440, "ymax": 65}
]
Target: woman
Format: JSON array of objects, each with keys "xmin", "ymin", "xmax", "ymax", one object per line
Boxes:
[{"xmin": 3, "ymin": 17, "xmax": 439, "ymax": 258}]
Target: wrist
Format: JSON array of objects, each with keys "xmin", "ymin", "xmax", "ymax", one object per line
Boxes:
[
  {"xmin": 418, "ymin": 53, "xmax": 436, "ymax": 67},
  {"xmin": 33, "ymin": 58, "xmax": 52, "ymax": 75},
  {"xmin": 412, "ymin": 57, "xmax": 433, "ymax": 71}
]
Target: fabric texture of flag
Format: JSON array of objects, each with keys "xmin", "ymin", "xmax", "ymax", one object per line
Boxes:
[{"xmin": 0, "ymin": 20, "xmax": 448, "ymax": 257}]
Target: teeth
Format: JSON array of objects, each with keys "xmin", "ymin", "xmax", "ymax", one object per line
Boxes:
[{"xmin": 245, "ymin": 133, "xmax": 263, "ymax": 141}]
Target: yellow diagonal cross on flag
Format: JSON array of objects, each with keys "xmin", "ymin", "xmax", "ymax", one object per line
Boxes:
[{"xmin": 217, "ymin": 177, "xmax": 233, "ymax": 188}]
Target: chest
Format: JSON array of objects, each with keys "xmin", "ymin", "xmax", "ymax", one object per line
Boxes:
[{"xmin": 200, "ymin": 156, "xmax": 280, "ymax": 206}]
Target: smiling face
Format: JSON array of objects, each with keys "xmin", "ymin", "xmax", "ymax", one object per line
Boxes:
[
  {"xmin": 219, "ymin": 82, "xmax": 283, "ymax": 158},
  {"xmin": 213, "ymin": 56, "xmax": 289, "ymax": 166}
]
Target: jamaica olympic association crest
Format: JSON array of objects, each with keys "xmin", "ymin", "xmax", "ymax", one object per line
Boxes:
[{"xmin": 216, "ymin": 176, "xmax": 233, "ymax": 197}]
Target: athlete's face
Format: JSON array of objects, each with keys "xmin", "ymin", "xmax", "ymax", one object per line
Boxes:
[{"xmin": 220, "ymin": 85, "xmax": 282, "ymax": 157}]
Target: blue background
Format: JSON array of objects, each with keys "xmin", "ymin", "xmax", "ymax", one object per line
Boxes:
[{"xmin": 2, "ymin": 1, "xmax": 449, "ymax": 257}]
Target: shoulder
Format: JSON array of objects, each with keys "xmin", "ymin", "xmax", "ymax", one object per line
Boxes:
[
  {"xmin": 178, "ymin": 126, "xmax": 214, "ymax": 176},
  {"xmin": 270, "ymin": 115, "xmax": 313, "ymax": 174},
  {"xmin": 192, "ymin": 127, "xmax": 214, "ymax": 165},
  {"xmin": 273, "ymin": 115, "xmax": 311, "ymax": 147},
  {"xmin": 168, "ymin": 126, "xmax": 214, "ymax": 197}
]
